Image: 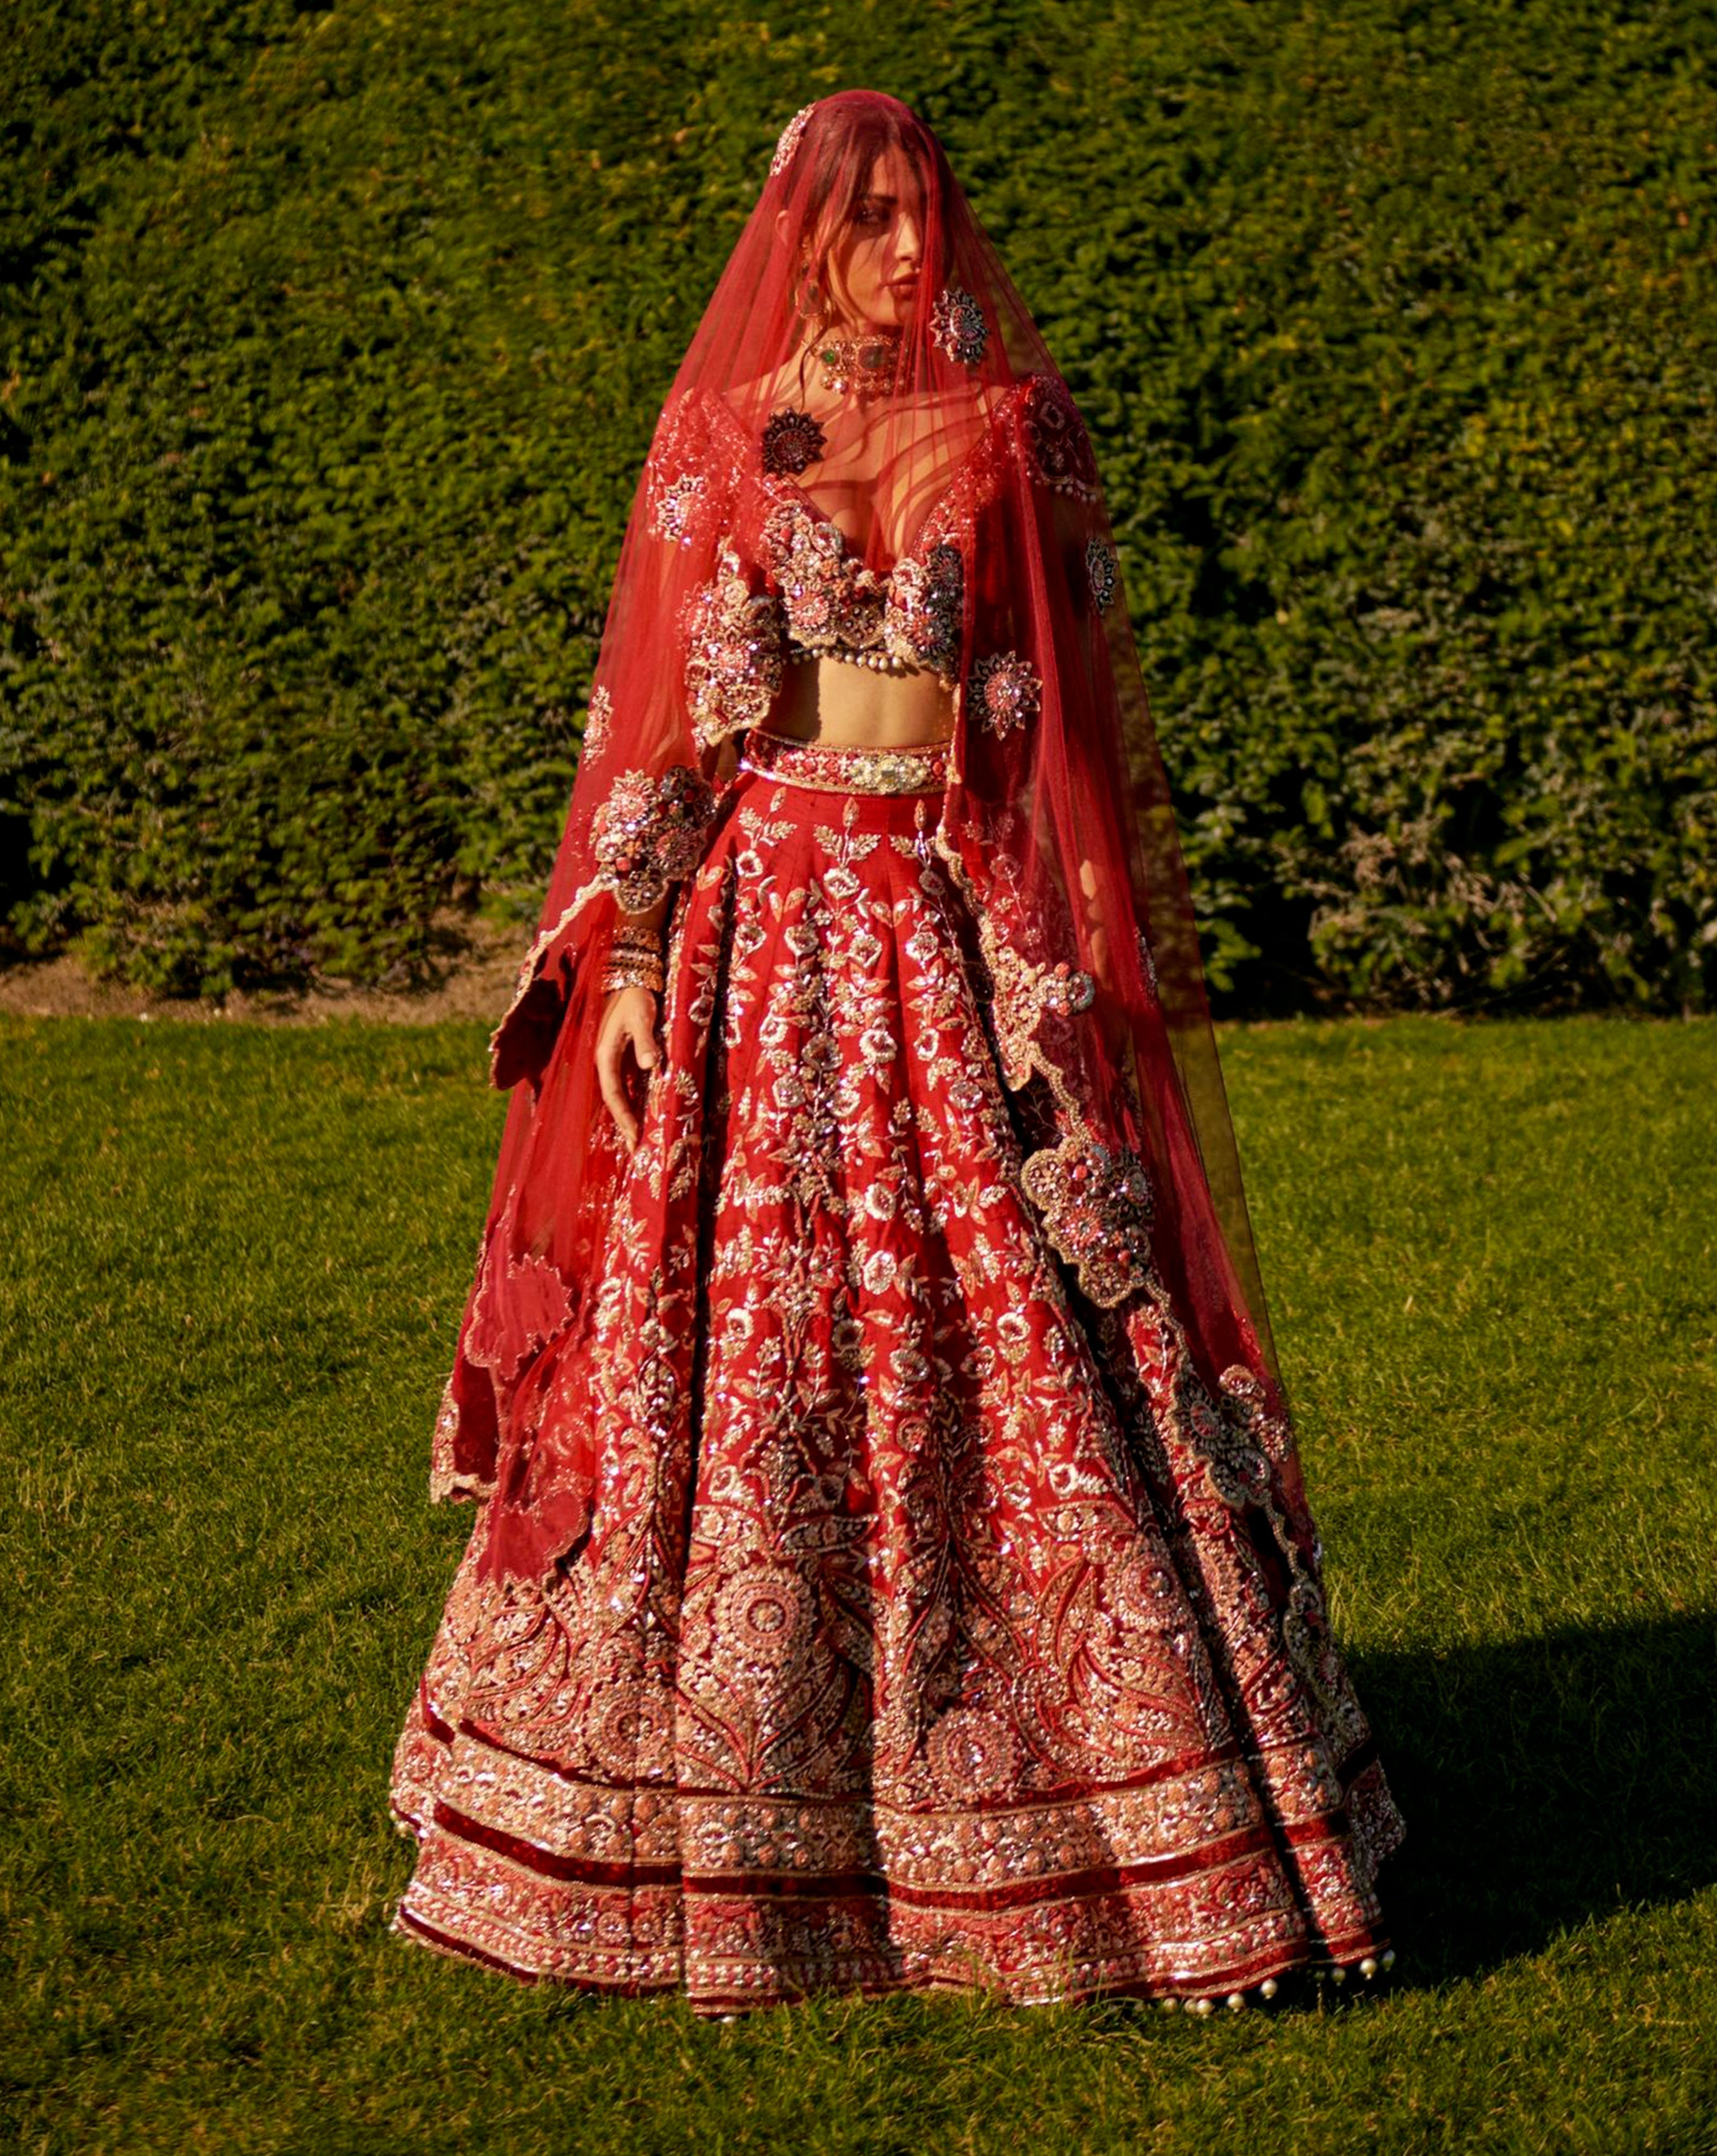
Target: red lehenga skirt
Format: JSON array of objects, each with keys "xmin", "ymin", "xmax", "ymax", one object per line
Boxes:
[{"xmin": 389, "ymin": 728, "xmax": 1404, "ymax": 2016}]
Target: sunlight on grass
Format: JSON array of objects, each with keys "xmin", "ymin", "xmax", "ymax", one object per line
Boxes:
[{"xmin": 3, "ymin": 1015, "xmax": 1714, "ymax": 2154}]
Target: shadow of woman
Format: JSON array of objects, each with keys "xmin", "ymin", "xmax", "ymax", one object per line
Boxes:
[{"xmin": 1350, "ymin": 1609, "xmax": 1717, "ymax": 1985}]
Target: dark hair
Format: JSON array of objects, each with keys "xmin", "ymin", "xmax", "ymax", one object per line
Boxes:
[{"xmin": 788, "ymin": 93, "xmax": 945, "ymax": 290}]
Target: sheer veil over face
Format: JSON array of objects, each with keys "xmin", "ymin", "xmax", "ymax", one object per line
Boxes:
[{"xmin": 442, "ymin": 90, "xmax": 1307, "ymax": 1574}]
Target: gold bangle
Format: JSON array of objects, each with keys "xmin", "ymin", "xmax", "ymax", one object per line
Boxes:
[{"xmin": 600, "ymin": 957, "xmax": 664, "ymax": 995}]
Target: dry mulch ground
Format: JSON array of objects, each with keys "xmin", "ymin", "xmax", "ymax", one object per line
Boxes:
[{"xmin": 0, "ymin": 916, "xmax": 525, "ymax": 1029}]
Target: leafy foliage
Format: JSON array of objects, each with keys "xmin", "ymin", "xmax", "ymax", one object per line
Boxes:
[{"xmin": 2, "ymin": 1, "xmax": 1711, "ymax": 1008}]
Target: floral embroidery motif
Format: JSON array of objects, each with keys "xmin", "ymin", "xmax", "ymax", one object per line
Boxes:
[
  {"xmin": 716, "ymin": 1560, "xmax": 814, "ymax": 1665},
  {"xmin": 1019, "ymin": 1130, "xmax": 1155, "ymax": 1308},
  {"xmin": 1040, "ymin": 961, "xmax": 1093, "ymax": 1019},
  {"xmin": 590, "ymin": 764, "xmax": 719, "ymax": 914},
  {"xmin": 762, "ymin": 500, "xmax": 964, "ymax": 684},
  {"xmin": 970, "ymin": 649, "xmax": 1041, "ymax": 739},
  {"xmin": 984, "ymin": 941, "xmax": 1097, "ymax": 1090},
  {"xmin": 1198, "ymin": 1364, "xmax": 1364, "ymax": 1736},
  {"xmin": 931, "ymin": 284, "xmax": 988, "ymax": 366},
  {"xmin": 583, "ymin": 685, "xmax": 614, "ymax": 759},
  {"xmin": 1085, "ymin": 536, "xmax": 1118, "ymax": 613},
  {"xmin": 650, "ymin": 469, "xmax": 709, "ymax": 546},
  {"xmin": 1021, "ymin": 377, "xmax": 1099, "ymax": 500},
  {"xmin": 682, "ymin": 543, "xmax": 786, "ymax": 749},
  {"xmin": 1217, "ymin": 1364, "xmax": 1296, "ymax": 1474},
  {"xmin": 925, "ymin": 1706, "xmax": 1022, "ymax": 1799},
  {"xmin": 888, "ymin": 540, "xmax": 964, "ymax": 677},
  {"xmin": 771, "ymin": 102, "xmax": 817, "ymax": 178},
  {"xmin": 766, "ymin": 501, "xmax": 887, "ymax": 648},
  {"xmin": 761, "ymin": 407, "xmax": 828, "ymax": 477},
  {"xmin": 643, "ymin": 389, "xmax": 733, "ymax": 551}
]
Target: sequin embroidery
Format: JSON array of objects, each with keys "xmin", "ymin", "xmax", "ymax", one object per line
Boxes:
[
  {"xmin": 590, "ymin": 764, "xmax": 721, "ymax": 914},
  {"xmin": 761, "ymin": 408, "xmax": 828, "ymax": 477},
  {"xmin": 1018, "ymin": 1130, "xmax": 1156, "ymax": 1308},
  {"xmin": 970, "ymin": 650, "xmax": 1042, "ymax": 739},
  {"xmin": 1020, "ymin": 377, "xmax": 1100, "ymax": 500},
  {"xmin": 931, "ymin": 285, "xmax": 989, "ymax": 366},
  {"xmin": 583, "ymin": 684, "xmax": 614, "ymax": 758},
  {"xmin": 1085, "ymin": 537, "xmax": 1118, "ymax": 613},
  {"xmin": 762, "ymin": 499, "xmax": 964, "ymax": 682},
  {"xmin": 394, "ymin": 769, "xmax": 1403, "ymax": 2017},
  {"xmin": 682, "ymin": 544, "xmax": 786, "ymax": 749},
  {"xmin": 771, "ymin": 103, "xmax": 817, "ymax": 178}
]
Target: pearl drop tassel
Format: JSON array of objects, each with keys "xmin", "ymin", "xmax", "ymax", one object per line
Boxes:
[
  {"xmin": 787, "ymin": 643, "xmax": 919, "ymax": 676},
  {"xmin": 1164, "ymin": 1955, "xmax": 1386, "ymax": 2017}
]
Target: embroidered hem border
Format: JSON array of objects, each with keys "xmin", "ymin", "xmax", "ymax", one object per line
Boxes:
[{"xmin": 390, "ymin": 1692, "xmax": 1396, "ymax": 2017}]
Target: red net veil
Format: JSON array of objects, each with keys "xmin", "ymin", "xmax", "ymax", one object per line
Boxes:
[{"xmin": 433, "ymin": 90, "xmax": 1305, "ymax": 1586}]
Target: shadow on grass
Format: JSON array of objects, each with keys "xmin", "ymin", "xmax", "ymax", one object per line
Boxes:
[{"xmin": 1354, "ymin": 1610, "xmax": 1717, "ymax": 1984}]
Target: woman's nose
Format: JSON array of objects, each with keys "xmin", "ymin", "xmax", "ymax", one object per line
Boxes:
[{"xmin": 895, "ymin": 211, "xmax": 923, "ymax": 266}]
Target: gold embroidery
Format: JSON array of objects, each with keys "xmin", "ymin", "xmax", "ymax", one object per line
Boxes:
[
  {"xmin": 970, "ymin": 650, "xmax": 1041, "ymax": 739},
  {"xmin": 1018, "ymin": 1130, "xmax": 1155, "ymax": 1309},
  {"xmin": 739, "ymin": 729, "xmax": 950, "ymax": 796},
  {"xmin": 683, "ymin": 544, "xmax": 785, "ymax": 750}
]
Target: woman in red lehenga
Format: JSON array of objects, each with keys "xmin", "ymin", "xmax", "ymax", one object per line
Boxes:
[{"xmin": 389, "ymin": 90, "xmax": 1404, "ymax": 2019}]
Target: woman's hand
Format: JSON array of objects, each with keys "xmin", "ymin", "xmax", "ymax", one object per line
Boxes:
[
  {"xmin": 595, "ymin": 986, "xmax": 662, "ymax": 1155},
  {"xmin": 1078, "ymin": 857, "xmax": 1113, "ymax": 993}
]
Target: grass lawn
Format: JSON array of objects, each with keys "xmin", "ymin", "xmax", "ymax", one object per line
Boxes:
[{"xmin": 3, "ymin": 1014, "xmax": 1714, "ymax": 2155}]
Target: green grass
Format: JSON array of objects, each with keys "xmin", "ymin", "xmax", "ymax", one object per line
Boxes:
[{"xmin": 3, "ymin": 1014, "xmax": 1715, "ymax": 2155}]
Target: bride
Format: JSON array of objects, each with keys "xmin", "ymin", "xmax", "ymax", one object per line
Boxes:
[{"xmin": 388, "ymin": 88, "xmax": 1403, "ymax": 2019}]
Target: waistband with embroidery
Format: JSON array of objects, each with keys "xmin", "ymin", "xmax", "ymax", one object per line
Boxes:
[{"xmin": 738, "ymin": 727, "xmax": 951, "ymax": 796}]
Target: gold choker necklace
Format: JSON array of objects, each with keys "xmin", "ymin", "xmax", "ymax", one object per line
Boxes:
[{"xmin": 813, "ymin": 327, "xmax": 904, "ymax": 402}]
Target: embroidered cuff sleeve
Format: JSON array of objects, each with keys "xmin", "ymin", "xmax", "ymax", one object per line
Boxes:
[
  {"xmin": 590, "ymin": 763, "xmax": 720, "ymax": 915},
  {"xmin": 682, "ymin": 543, "xmax": 784, "ymax": 751}
]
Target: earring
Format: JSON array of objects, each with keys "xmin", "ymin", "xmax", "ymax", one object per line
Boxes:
[{"xmin": 794, "ymin": 258, "xmax": 830, "ymax": 344}]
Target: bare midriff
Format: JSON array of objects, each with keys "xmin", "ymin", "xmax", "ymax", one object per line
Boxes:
[{"xmin": 760, "ymin": 654, "xmax": 955, "ymax": 749}]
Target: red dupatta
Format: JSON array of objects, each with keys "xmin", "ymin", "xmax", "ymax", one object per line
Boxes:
[{"xmin": 428, "ymin": 91, "xmax": 1312, "ymax": 1589}]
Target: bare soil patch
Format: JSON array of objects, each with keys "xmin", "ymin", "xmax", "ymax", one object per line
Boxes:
[{"xmin": 0, "ymin": 915, "xmax": 526, "ymax": 1028}]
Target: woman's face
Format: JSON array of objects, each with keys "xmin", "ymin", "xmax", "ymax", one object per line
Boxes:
[{"xmin": 817, "ymin": 145, "xmax": 926, "ymax": 331}]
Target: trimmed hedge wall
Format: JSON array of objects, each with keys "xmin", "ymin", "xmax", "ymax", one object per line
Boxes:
[{"xmin": 2, "ymin": 0, "xmax": 1712, "ymax": 1009}]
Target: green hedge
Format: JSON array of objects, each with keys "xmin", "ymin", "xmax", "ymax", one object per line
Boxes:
[{"xmin": 2, "ymin": 0, "xmax": 1712, "ymax": 1009}]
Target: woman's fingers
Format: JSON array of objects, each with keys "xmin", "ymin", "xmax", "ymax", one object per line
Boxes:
[
  {"xmin": 628, "ymin": 1002, "xmax": 661, "ymax": 1076},
  {"xmin": 597, "ymin": 1032, "xmax": 638, "ymax": 1153},
  {"xmin": 597, "ymin": 993, "xmax": 662, "ymax": 1155}
]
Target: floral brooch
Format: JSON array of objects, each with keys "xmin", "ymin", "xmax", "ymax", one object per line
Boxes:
[
  {"xmin": 1085, "ymin": 537, "xmax": 1118, "ymax": 613},
  {"xmin": 931, "ymin": 285, "xmax": 988, "ymax": 367},
  {"xmin": 761, "ymin": 407, "xmax": 827, "ymax": 477},
  {"xmin": 970, "ymin": 650, "xmax": 1042, "ymax": 739}
]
